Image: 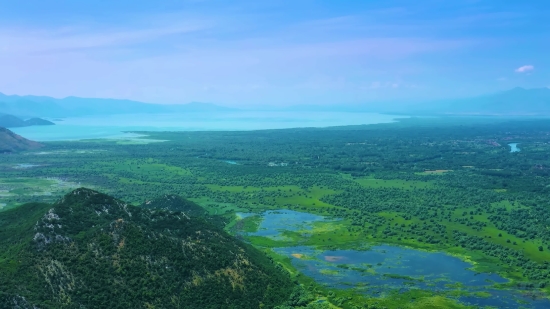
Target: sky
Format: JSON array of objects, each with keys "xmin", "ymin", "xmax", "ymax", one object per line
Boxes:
[{"xmin": 0, "ymin": 0, "xmax": 548, "ymax": 107}]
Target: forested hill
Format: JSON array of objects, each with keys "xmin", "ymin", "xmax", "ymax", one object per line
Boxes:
[
  {"xmin": 141, "ymin": 194, "xmax": 207, "ymax": 217},
  {"xmin": 0, "ymin": 127, "xmax": 42, "ymax": 153},
  {"xmin": 0, "ymin": 188, "xmax": 294, "ymax": 309}
]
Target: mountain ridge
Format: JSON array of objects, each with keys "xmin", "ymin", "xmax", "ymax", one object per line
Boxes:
[
  {"xmin": 3, "ymin": 87, "xmax": 550, "ymax": 117},
  {"xmin": 0, "ymin": 188, "xmax": 294, "ymax": 308},
  {"xmin": 0, "ymin": 92, "xmax": 238, "ymax": 117},
  {"xmin": 426, "ymin": 87, "xmax": 550, "ymax": 115}
]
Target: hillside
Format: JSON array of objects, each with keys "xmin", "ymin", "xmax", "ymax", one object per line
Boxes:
[
  {"xmin": 0, "ymin": 188, "xmax": 294, "ymax": 309},
  {"xmin": 0, "ymin": 114, "xmax": 54, "ymax": 127},
  {"xmin": 0, "ymin": 127, "xmax": 42, "ymax": 153},
  {"xmin": 0, "ymin": 114, "xmax": 26, "ymax": 127},
  {"xmin": 141, "ymin": 194, "xmax": 230, "ymax": 228},
  {"xmin": 141, "ymin": 194, "xmax": 207, "ymax": 217}
]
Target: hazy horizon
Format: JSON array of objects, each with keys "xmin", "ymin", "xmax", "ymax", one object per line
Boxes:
[{"xmin": 1, "ymin": 1, "xmax": 548, "ymax": 108}]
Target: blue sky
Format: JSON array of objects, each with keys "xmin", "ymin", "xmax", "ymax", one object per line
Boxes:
[{"xmin": 0, "ymin": 0, "xmax": 548, "ymax": 107}]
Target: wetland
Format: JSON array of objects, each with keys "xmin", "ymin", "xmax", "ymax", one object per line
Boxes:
[
  {"xmin": 241, "ymin": 209, "xmax": 550, "ymax": 308},
  {"xmin": 2, "ymin": 117, "xmax": 550, "ymax": 308}
]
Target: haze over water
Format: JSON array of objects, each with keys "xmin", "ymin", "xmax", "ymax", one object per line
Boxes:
[{"xmin": 11, "ymin": 112, "xmax": 403, "ymax": 141}]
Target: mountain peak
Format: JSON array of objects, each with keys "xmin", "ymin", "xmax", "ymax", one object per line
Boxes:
[
  {"xmin": 56, "ymin": 188, "xmax": 130, "ymax": 215},
  {"xmin": 64, "ymin": 187, "xmax": 103, "ymax": 200}
]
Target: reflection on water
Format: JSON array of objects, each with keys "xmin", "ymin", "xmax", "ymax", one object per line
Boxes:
[{"xmin": 248, "ymin": 210, "xmax": 550, "ymax": 309}]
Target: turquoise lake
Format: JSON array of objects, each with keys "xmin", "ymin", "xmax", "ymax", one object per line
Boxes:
[
  {"xmin": 245, "ymin": 210, "xmax": 550, "ymax": 309},
  {"xmin": 10, "ymin": 112, "xmax": 402, "ymax": 141}
]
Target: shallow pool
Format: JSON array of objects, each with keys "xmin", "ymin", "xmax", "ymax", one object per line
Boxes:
[
  {"xmin": 251, "ymin": 210, "xmax": 330, "ymax": 240},
  {"xmin": 509, "ymin": 143, "xmax": 521, "ymax": 152}
]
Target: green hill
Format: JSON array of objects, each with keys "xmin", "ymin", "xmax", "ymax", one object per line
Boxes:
[
  {"xmin": 141, "ymin": 194, "xmax": 207, "ymax": 217},
  {"xmin": 0, "ymin": 127, "xmax": 42, "ymax": 153},
  {"xmin": 0, "ymin": 188, "xmax": 294, "ymax": 309}
]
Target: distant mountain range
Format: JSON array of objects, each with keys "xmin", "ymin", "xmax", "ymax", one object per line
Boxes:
[
  {"xmin": 0, "ymin": 114, "xmax": 55, "ymax": 128},
  {"xmin": 410, "ymin": 87, "xmax": 550, "ymax": 116},
  {"xmin": 0, "ymin": 92, "xmax": 238, "ymax": 118},
  {"xmin": 2, "ymin": 87, "xmax": 550, "ymax": 117},
  {"xmin": 256, "ymin": 87, "xmax": 550, "ymax": 116},
  {"xmin": 0, "ymin": 127, "xmax": 42, "ymax": 153}
]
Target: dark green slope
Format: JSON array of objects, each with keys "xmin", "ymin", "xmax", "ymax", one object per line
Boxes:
[
  {"xmin": 141, "ymin": 194, "xmax": 228, "ymax": 228},
  {"xmin": 0, "ymin": 188, "xmax": 294, "ymax": 309},
  {"xmin": 141, "ymin": 194, "xmax": 206, "ymax": 217}
]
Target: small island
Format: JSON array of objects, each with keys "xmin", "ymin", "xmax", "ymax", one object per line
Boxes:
[{"xmin": 0, "ymin": 114, "xmax": 55, "ymax": 128}]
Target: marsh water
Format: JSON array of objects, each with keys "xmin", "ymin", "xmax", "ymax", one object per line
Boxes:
[
  {"xmin": 251, "ymin": 210, "xmax": 331, "ymax": 240},
  {"xmin": 13, "ymin": 163, "xmax": 41, "ymax": 169},
  {"xmin": 222, "ymin": 160, "xmax": 238, "ymax": 165},
  {"xmin": 245, "ymin": 210, "xmax": 550, "ymax": 308},
  {"xmin": 509, "ymin": 143, "xmax": 521, "ymax": 152}
]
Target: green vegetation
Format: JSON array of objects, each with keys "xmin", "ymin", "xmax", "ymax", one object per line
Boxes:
[
  {"xmin": 2, "ymin": 117, "xmax": 550, "ymax": 307},
  {"xmin": 0, "ymin": 188, "xmax": 294, "ymax": 308}
]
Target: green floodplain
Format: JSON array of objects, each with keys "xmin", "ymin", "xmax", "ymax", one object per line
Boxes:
[{"xmin": 2, "ymin": 117, "xmax": 550, "ymax": 308}]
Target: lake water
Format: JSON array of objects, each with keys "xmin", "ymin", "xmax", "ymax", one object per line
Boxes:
[
  {"xmin": 247, "ymin": 210, "xmax": 550, "ymax": 308},
  {"xmin": 222, "ymin": 160, "xmax": 238, "ymax": 165},
  {"xmin": 10, "ymin": 112, "xmax": 402, "ymax": 141},
  {"xmin": 13, "ymin": 163, "xmax": 41, "ymax": 169},
  {"xmin": 509, "ymin": 143, "xmax": 521, "ymax": 152}
]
